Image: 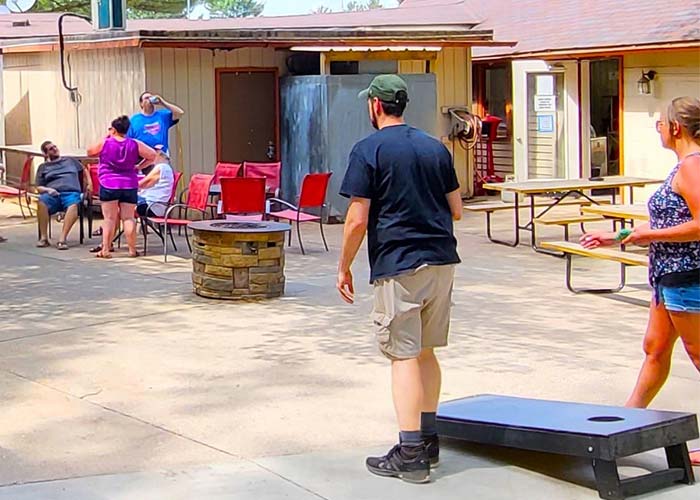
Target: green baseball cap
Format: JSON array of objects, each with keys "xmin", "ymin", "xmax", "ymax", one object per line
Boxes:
[{"xmin": 358, "ymin": 74, "xmax": 409, "ymax": 103}]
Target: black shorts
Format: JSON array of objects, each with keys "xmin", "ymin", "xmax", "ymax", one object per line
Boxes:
[
  {"xmin": 136, "ymin": 203, "xmax": 158, "ymax": 218},
  {"xmin": 100, "ymin": 187, "xmax": 138, "ymax": 204}
]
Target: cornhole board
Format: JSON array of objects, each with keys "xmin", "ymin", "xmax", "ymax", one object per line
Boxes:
[{"xmin": 437, "ymin": 395, "xmax": 698, "ymax": 500}]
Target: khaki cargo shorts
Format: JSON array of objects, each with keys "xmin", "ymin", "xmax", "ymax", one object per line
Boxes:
[{"xmin": 372, "ymin": 264, "xmax": 456, "ymax": 360}]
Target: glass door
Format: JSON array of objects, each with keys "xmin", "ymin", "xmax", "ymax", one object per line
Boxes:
[{"xmin": 512, "ymin": 60, "xmax": 580, "ymax": 182}]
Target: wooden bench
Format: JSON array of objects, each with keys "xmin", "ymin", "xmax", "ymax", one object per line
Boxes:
[
  {"xmin": 465, "ymin": 197, "xmax": 612, "ymax": 252},
  {"xmin": 464, "ymin": 197, "xmax": 605, "ymax": 213},
  {"xmin": 540, "ymin": 241, "xmax": 648, "ymax": 294},
  {"xmin": 534, "ymin": 214, "xmax": 607, "ymax": 242}
]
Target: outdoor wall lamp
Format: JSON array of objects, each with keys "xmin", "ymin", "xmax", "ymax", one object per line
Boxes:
[{"xmin": 637, "ymin": 70, "xmax": 657, "ymax": 95}]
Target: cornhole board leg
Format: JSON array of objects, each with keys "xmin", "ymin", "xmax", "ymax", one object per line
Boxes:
[
  {"xmin": 593, "ymin": 443, "xmax": 694, "ymax": 500},
  {"xmin": 436, "ymin": 395, "xmax": 698, "ymax": 500}
]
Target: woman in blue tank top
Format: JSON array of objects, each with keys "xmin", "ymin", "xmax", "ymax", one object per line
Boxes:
[{"xmin": 582, "ymin": 97, "xmax": 700, "ymax": 464}]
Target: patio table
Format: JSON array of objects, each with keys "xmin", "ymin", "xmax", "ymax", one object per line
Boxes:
[
  {"xmin": 0, "ymin": 144, "xmax": 92, "ymax": 162},
  {"xmin": 482, "ymin": 176, "xmax": 662, "ymax": 252}
]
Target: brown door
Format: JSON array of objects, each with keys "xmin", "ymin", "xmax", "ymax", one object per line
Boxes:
[{"xmin": 217, "ymin": 69, "xmax": 279, "ymax": 163}]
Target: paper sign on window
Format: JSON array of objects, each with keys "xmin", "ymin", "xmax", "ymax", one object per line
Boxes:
[{"xmin": 534, "ymin": 95, "xmax": 556, "ymax": 113}]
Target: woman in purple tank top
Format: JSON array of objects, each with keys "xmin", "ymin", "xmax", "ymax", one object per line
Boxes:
[
  {"xmin": 87, "ymin": 115, "xmax": 156, "ymax": 258},
  {"xmin": 581, "ymin": 98, "xmax": 700, "ymax": 464}
]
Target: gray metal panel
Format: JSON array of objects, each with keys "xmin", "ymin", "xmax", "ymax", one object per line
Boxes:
[{"xmin": 280, "ymin": 73, "xmax": 437, "ymax": 219}]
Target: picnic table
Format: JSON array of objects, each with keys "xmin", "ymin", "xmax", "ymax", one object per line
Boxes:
[
  {"xmin": 581, "ymin": 204, "xmax": 650, "ymax": 222},
  {"xmin": 481, "ymin": 176, "xmax": 662, "ymax": 252}
]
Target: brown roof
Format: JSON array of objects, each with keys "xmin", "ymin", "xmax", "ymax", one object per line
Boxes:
[
  {"xmin": 0, "ymin": 4, "xmax": 486, "ymax": 45},
  {"xmin": 402, "ymin": 0, "xmax": 700, "ymax": 58}
]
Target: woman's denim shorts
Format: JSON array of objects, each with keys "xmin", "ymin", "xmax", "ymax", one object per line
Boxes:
[{"xmin": 657, "ymin": 283, "xmax": 700, "ymax": 313}]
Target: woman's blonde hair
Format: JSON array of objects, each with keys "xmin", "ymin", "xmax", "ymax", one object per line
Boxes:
[{"xmin": 667, "ymin": 97, "xmax": 700, "ymax": 140}]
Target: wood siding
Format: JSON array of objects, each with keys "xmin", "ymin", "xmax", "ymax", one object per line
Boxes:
[
  {"xmin": 398, "ymin": 60, "xmax": 426, "ymax": 74},
  {"xmin": 434, "ymin": 47, "xmax": 473, "ymax": 197},
  {"xmin": 144, "ymin": 47, "xmax": 287, "ymax": 179},
  {"xmin": 2, "ymin": 49, "xmax": 144, "ymax": 173},
  {"xmin": 623, "ymin": 49, "xmax": 700, "ymax": 201},
  {"xmin": 493, "ymin": 138, "xmax": 514, "ymax": 177}
]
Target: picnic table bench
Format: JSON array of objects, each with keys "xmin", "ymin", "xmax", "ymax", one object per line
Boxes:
[
  {"xmin": 540, "ymin": 241, "xmax": 648, "ymax": 295},
  {"xmin": 465, "ymin": 197, "xmax": 610, "ymax": 252},
  {"xmin": 477, "ymin": 177, "xmax": 662, "ymax": 254}
]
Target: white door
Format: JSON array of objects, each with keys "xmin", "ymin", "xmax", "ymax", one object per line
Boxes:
[{"xmin": 512, "ymin": 60, "xmax": 580, "ymax": 182}]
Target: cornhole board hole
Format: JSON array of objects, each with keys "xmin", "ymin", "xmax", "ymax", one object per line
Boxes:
[{"xmin": 437, "ymin": 395, "xmax": 698, "ymax": 500}]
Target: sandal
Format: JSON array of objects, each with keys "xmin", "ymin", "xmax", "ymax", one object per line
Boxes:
[
  {"xmin": 90, "ymin": 244, "xmax": 114, "ymax": 253},
  {"xmin": 129, "ymin": 251, "xmax": 141, "ymax": 258},
  {"xmin": 690, "ymin": 449, "xmax": 700, "ymax": 466},
  {"xmin": 56, "ymin": 241, "xmax": 69, "ymax": 251},
  {"xmin": 36, "ymin": 239, "xmax": 51, "ymax": 248},
  {"xmin": 0, "ymin": 236, "xmax": 7, "ymax": 243},
  {"xmin": 95, "ymin": 251, "xmax": 112, "ymax": 259}
]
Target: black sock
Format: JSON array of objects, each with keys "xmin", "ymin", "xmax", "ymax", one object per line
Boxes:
[
  {"xmin": 421, "ymin": 412, "xmax": 437, "ymax": 438},
  {"xmin": 399, "ymin": 430, "xmax": 422, "ymax": 447}
]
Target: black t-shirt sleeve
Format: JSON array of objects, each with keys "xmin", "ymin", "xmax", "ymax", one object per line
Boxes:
[
  {"xmin": 340, "ymin": 144, "xmax": 374, "ymax": 199},
  {"xmin": 441, "ymin": 147, "xmax": 460, "ymax": 193},
  {"xmin": 66, "ymin": 158, "xmax": 81, "ymax": 174},
  {"xmin": 35, "ymin": 164, "xmax": 46, "ymax": 187}
]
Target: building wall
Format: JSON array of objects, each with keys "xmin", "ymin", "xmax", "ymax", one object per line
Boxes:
[
  {"xmin": 623, "ymin": 49, "xmax": 700, "ymax": 200},
  {"xmin": 144, "ymin": 47, "xmax": 288, "ymax": 179},
  {"xmin": 2, "ymin": 48, "xmax": 145, "ymax": 173},
  {"xmin": 145, "ymin": 47, "xmax": 473, "ymax": 196},
  {"xmin": 432, "ymin": 48, "xmax": 473, "ymax": 197}
]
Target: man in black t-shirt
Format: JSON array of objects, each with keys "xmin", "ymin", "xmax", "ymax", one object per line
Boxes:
[
  {"xmin": 338, "ymin": 75, "xmax": 463, "ymax": 483},
  {"xmin": 35, "ymin": 141, "xmax": 91, "ymax": 250}
]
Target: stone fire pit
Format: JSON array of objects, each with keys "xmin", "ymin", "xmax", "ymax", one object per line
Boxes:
[{"xmin": 189, "ymin": 220, "xmax": 291, "ymax": 300}]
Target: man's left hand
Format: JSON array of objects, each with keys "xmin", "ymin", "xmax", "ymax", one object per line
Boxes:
[{"xmin": 337, "ymin": 270, "xmax": 355, "ymax": 304}]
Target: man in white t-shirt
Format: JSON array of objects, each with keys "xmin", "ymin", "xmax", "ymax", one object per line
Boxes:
[{"xmin": 137, "ymin": 147, "xmax": 175, "ymax": 218}]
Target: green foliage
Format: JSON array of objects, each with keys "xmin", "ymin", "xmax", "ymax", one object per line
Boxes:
[
  {"xmin": 310, "ymin": 5, "xmax": 333, "ymax": 14},
  {"xmin": 206, "ymin": 0, "xmax": 264, "ymax": 17},
  {"xmin": 31, "ymin": 0, "xmax": 264, "ymax": 19},
  {"xmin": 346, "ymin": 0, "xmax": 383, "ymax": 10},
  {"xmin": 314, "ymin": 0, "xmax": 385, "ymax": 14}
]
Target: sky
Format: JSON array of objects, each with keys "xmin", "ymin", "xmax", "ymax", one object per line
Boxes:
[{"xmin": 263, "ymin": 0, "xmax": 400, "ymax": 17}]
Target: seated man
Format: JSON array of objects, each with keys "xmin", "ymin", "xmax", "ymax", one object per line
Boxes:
[
  {"xmin": 36, "ymin": 141, "xmax": 91, "ymax": 250},
  {"xmin": 137, "ymin": 146, "xmax": 175, "ymax": 218}
]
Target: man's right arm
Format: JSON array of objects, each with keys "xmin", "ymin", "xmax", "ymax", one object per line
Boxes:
[
  {"xmin": 34, "ymin": 165, "xmax": 54, "ymax": 194},
  {"xmin": 446, "ymin": 189, "xmax": 463, "ymax": 221},
  {"xmin": 441, "ymin": 147, "xmax": 462, "ymax": 221}
]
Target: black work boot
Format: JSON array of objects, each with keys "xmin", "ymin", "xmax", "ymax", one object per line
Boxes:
[
  {"xmin": 365, "ymin": 443, "xmax": 430, "ymax": 483},
  {"xmin": 423, "ymin": 434, "xmax": 440, "ymax": 467}
]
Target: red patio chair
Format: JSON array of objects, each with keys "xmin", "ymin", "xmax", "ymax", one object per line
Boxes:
[
  {"xmin": 268, "ymin": 172, "xmax": 332, "ymax": 255},
  {"xmin": 145, "ymin": 173, "xmax": 212, "ymax": 262},
  {"xmin": 209, "ymin": 162, "xmax": 242, "ymax": 215},
  {"xmin": 243, "ymin": 161, "xmax": 282, "ymax": 197},
  {"xmin": 140, "ymin": 169, "xmax": 183, "ymax": 249},
  {"xmin": 212, "ymin": 162, "xmax": 243, "ymax": 184},
  {"xmin": 220, "ymin": 177, "xmax": 266, "ymax": 222},
  {"xmin": 0, "ymin": 156, "xmax": 33, "ymax": 218}
]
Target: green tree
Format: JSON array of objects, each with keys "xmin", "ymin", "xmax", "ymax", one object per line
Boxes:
[
  {"xmin": 314, "ymin": 0, "xmax": 384, "ymax": 14},
  {"xmin": 310, "ymin": 5, "xmax": 333, "ymax": 14},
  {"xmin": 207, "ymin": 0, "xmax": 264, "ymax": 17},
  {"xmin": 32, "ymin": 0, "xmax": 263, "ymax": 19},
  {"xmin": 346, "ymin": 1, "xmax": 378, "ymax": 11},
  {"xmin": 33, "ymin": 0, "xmax": 187, "ymax": 17}
]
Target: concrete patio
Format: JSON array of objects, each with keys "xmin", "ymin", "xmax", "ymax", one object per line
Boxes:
[{"xmin": 0, "ymin": 201, "xmax": 698, "ymax": 499}]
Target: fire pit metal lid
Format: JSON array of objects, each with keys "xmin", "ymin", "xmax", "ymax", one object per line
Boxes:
[{"xmin": 188, "ymin": 220, "xmax": 291, "ymax": 233}]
